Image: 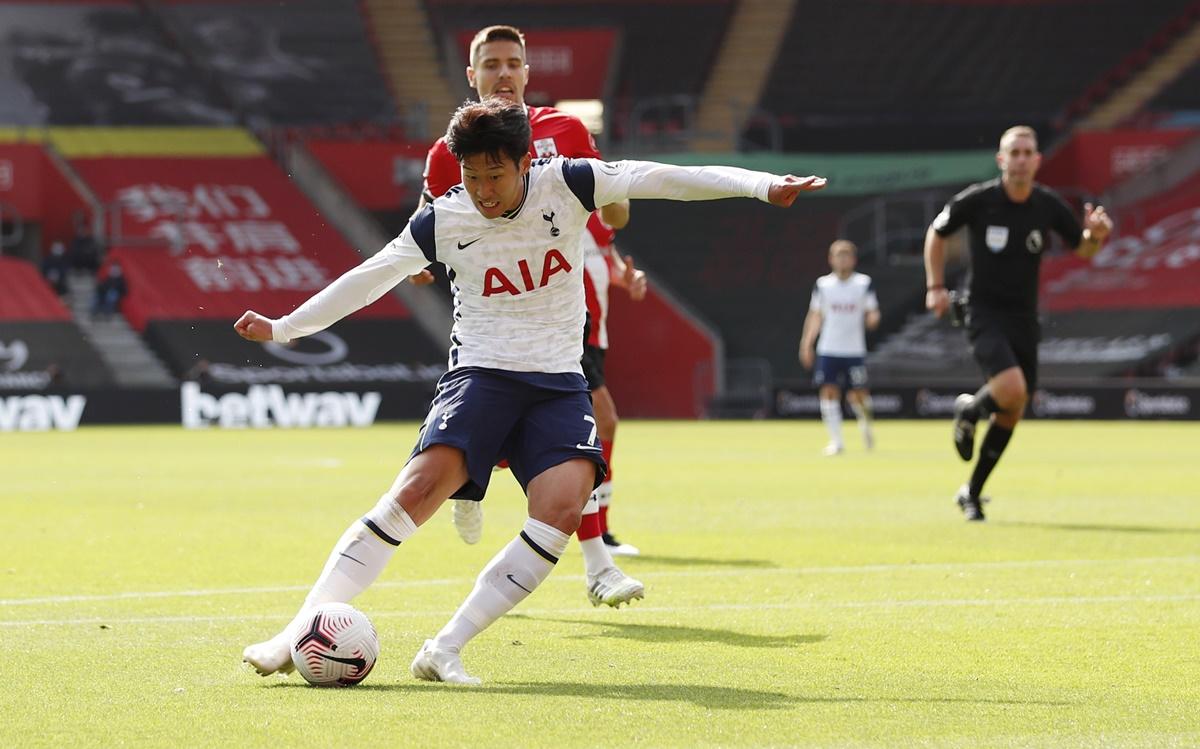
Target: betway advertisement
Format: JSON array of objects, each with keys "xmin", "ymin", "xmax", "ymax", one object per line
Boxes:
[
  {"xmin": 0, "ymin": 382, "xmax": 437, "ymax": 432},
  {"xmin": 773, "ymin": 384, "xmax": 1199, "ymax": 421}
]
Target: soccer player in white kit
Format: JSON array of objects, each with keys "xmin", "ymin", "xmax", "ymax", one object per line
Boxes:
[
  {"xmin": 234, "ymin": 98, "xmax": 827, "ymax": 684},
  {"xmin": 800, "ymin": 240, "xmax": 880, "ymax": 455}
]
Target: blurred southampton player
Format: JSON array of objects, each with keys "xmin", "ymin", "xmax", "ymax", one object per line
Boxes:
[
  {"xmin": 419, "ymin": 25, "xmax": 646, "ymax": 581},
  {"xmin": 924, "ymin": 125, "xmax": 1111, "ymax": 521},
  {"xmin": 235, "ymin": 98, "xmax": 827, "ymax": 684},
  {"xmin": 799, "ymin": 240, "xmax": 880, "ymax": 455},
  {"xmin": 579, "ymin": 214, "xmax": 647, "ymax": 555}
]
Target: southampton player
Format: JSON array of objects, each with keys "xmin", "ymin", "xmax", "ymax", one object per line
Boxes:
[
  {"xmin": 924, "ymin": 126, "xmax": 1111, "ymax": 521},
  {"xmin": 581, "ymin": 214, "xmax": 646, "ymax": 555},
  {"xmin": 800, "ymin": 240, "xmax": 880, "ymax": 455},
  {"xmin": 235, "ymin": 98, "xmax": 827, "ymax": 684},
  {"xmin": 418, "ymin": 25, "xmax": 645, "ymax": 592}
]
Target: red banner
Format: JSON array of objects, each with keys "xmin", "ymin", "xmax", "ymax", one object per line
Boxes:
[
  {"xmin": 0, "ymin": 144, "xmax": 90, "ymax": 249},
  {"xmin": 1038, "ymin": 129, "xmax": 1196, "ymax": 194},
  {"xmin": 69, "ymin": 156, "xmax": 408, "ymax": 329},
  {"xmin": 1042, "ymin": 171, "xmax": 1200, "ymax": 311},
  {"xmin": 305, "ymin": 140, "xmax": 429, "ymax": 211},
  {"xmin": 456, "ymin": 28, "xmax": 617, "ymax": 104}
]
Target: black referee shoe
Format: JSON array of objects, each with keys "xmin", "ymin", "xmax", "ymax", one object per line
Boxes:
[
  {"xmin": 952, "ymin": 394, "xmax": 978, "ymax": 462},
  {"xmin": 955, "ymin": 484, "xmax": 988, "ymax": 522}
]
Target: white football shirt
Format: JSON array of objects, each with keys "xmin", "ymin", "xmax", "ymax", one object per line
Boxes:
[
  {"xmin": 272, "ymin": 157, "xmax": 774, "ymax": 374},
  {"xmin": 810, "ymin": 272, "xmax": 878, "ymax": 357}
]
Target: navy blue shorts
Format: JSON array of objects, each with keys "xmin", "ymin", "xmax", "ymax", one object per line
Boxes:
[
  {"xmin": 813, "ymin": 355, "xmax": 869, "ymax": 390},
  {"xmin": 409, "ymin": 367, "xmax": 607, "ymax": 501}
]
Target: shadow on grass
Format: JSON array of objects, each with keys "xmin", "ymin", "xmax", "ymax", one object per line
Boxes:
[
  {"xmin": 523, "ymin": 615, "xmax": 827, "ymax": 649},
  {"xmin": 357, "ymin": 680, "xmax": 794, "ymax": 709},
  {"xmin": 296, "ymin": 682, "xmax": 1074, "ymax": 711},
  {"xmin": 998, "ymin": 521, "xmax": 1200, "ymax": 535},
  {"xmin": 625, "ymin": 554, "xmax": 776, "ymax": 569}
]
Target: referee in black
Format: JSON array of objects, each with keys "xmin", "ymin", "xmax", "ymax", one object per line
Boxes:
[{"xmin": 923, "ymin": 125, "xmax": 1113, "ymax": 521}]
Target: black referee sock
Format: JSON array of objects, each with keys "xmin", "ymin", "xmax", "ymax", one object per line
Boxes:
[
  {"xmin": 968, "ymin": 424, "xmax": 1013, "ymax": 497},
  {"xmin": 966, "ymin": 384, "xmax": 999, "ymax": 422}
]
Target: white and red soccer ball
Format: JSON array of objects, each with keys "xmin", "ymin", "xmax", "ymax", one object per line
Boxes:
[{"xmin": 289, "ymin": 603, "xmax": 379, "ymax": 687}]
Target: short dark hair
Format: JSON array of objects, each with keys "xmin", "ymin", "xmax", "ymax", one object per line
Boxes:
[
  {"xmin": 469, "ymin": 25, "xmax": 525, "ymax": 66},
  {"xmin": 445, "ymin": 98, "xmax": 531, "ymax": 167}
]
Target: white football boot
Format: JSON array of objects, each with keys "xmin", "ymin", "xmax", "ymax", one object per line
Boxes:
[
  {"xmin": 586, "ymin": 566, "xmax": 645, "ymax": 608},
  {"xmin": 410, "ymin": 640, "xmax": 481, "ymax": 685},
  {"xmin": 452, "ymin": 499, "xmax": 483, "ymax": 545},
  {"xmin": 242, "ymin": 630, "xmax": 295, "ymax": 676}
]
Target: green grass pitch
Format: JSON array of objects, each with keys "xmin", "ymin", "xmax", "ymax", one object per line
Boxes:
[{"xmin": 1, "ymin": 420, "xmax": 1197, "ymax": 747}]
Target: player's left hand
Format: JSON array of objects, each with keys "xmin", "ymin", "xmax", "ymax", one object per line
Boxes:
[
  {"xmin": 623, "ymin": 255, "xmax": 648, "ymax": 301},
  {"xmin": 1082, "ymin": 202, "xmax": 1112, "ymax": 242},
  {"xmin": 768, "ymin": 175, "xmax": 827, "ymax": 207}
]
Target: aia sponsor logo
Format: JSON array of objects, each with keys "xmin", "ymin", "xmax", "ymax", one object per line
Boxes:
[{"xmin": 482, "ymin": 249, "xmax": 572, "ymax": 296}]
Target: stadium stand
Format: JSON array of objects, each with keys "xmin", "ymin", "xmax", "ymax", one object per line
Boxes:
[
  {"xmin": 0, "ymin": 257, "xmax": 116, "ymax": 389},
  {"xmin": 758, "ymin": 0, "xmax": 1200, "ymax": 151},
  {"xmin": 156, "ymin": 0, "xmax": 398, "ymax": 126},
  {"xmin": 422, "ymin": 0, "xmax": 734, "ymax": 147},
  {"xmin": 0, "ymin": 1, "xmax": 233, "ymax": 126}
]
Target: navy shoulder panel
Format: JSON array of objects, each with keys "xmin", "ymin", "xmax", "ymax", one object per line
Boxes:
[
  {"xmin": 560, "ymin": 158, "xmax": 596, "ymax": 212},
  {"xmin": 409, "ymin": 204, "xmax": 437, "ymax": 263}
]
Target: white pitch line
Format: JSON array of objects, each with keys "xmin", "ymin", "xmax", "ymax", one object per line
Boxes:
[
  {"xmin": 2, "ymin": 555, "xmax": 1196, "ymax": 608},
  {"xmin": 2, "ymin": 593, "xmax": 1198, "ymax": 628}
]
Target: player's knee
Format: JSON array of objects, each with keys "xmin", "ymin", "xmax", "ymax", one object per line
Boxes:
[
  {"xmin": 537, "ymin": 498, "xmax": 583, "ymax": 535},
  {"xmin": 393, "ymin": 472, "xmax": 439, "ymax": 508}
]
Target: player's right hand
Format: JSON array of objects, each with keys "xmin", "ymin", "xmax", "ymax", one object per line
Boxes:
[
  {"xmin": 926, "ymin": 288, "xmax": 950, "ymax": 318},
  {"xmin": 408, "ymin": 270, "xmax": 436, "ymax": 286},
  {"xmin": 234, "ymin": 310, "xmax": 275, "ymax": 342}
]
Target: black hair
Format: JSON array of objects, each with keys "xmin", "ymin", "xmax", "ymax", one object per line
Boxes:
[{"xmin": 445, "ymin": 98, "xmax": 530, "ymax": 167}]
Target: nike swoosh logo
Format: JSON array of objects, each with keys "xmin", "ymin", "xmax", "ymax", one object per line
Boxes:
[
  {"xmin": 317, "ymin": 653, "xmax": 367, "ymax": 669},
  {"xmin": 457, "ymin": 238, "xmax": 482, "ymax": 249},
  {"xmin": 506, "ymin": 573, "xmax": 532, "ymax": 593},
  {"xmin": 575, "ymin": 444, "xmax": 602, "ymax": 451}
]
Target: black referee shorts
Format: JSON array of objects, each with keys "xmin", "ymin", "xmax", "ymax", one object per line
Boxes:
[{"xmin": 966, "ymin": 310, "xmax": 1040, "ymax": 392}]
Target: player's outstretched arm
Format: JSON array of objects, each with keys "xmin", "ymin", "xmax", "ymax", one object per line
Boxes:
[
  {"xmin": 586, "ymin": 159, "xmax": 826, "ymax": 207},
  {"xmin": 232, "ymin": 242, "xmax": 426, "ymax": 344}
]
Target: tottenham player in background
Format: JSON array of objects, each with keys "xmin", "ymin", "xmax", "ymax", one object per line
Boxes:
[
  {"xmin": 800, "ymin": 240, "xmax": 880, "ymax": 456},
  {"xmin": 234, "ymin": 98, "xmax": 827, "ymax": 684},
  {"xmin": 924, "ymin": 125, "xmax": 1111, "ymax": 521},
  {"xmin": 416, "ymin": 24, "xmax": 647, "ymax": 590}
]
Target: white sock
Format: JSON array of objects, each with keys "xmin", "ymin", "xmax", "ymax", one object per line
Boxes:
[
  {"xmin": 820, "ymin": 398, "xmax": 844, "ymax": 447},
  {"xmin": 580, "ymin": 537, "xmax": 613, "ymax": 577},
  {"xmin": 595, "ymin": 481, "xmax": 613, "ymax": 508},
  {"xmin": 850, "ymin": 396, "xmax": 874, "ymax": 439},
  {"xmin": 288, "ymin": 495, "xmax": 417, "ymax": 630},
  {"xmin": 432, "ymin": 518, "xmax": 569, "ymax": 653}
]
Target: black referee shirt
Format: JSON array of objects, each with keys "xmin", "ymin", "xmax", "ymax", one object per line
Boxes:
[{"xmin": 933, "ymin": 177, "xmax": 1082, "ymax": 315}]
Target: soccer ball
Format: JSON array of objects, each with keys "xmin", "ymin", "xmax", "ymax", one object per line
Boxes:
[{"xmin": 289, "ymin": 602, "xmax": 380, "ymax": 687}]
